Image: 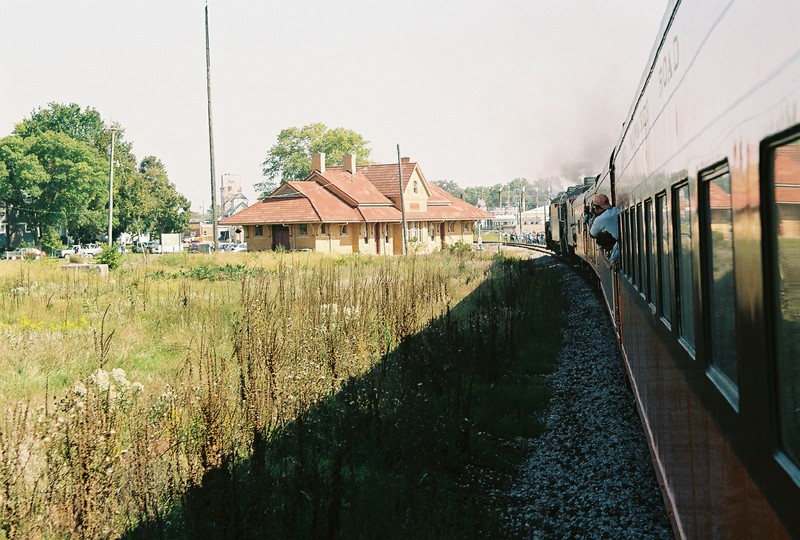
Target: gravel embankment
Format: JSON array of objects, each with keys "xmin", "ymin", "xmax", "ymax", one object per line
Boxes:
[{"xmin": 498, "ymin": 257, "xmax": 673, "ymax": 538}]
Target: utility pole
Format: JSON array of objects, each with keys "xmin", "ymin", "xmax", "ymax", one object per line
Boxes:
[
  {"xmin": 107, "ymin": 126, "xmax": 119, "ymax": 247},
  {"xmin": 205, "ymin": 3, "xmax": 219, "ymax": 252},
  {"xmin": 396, "ymin": 144, "xmax": 408, "ymax": 255}
]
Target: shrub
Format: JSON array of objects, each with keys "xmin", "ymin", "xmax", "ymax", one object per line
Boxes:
[
  {"xmin": 96, "ymin": 244, "xmax": 122, "ymax": 269},
  {"xmin": 41, "ymin": 227, "xmax": 63, "ymax": 256}
]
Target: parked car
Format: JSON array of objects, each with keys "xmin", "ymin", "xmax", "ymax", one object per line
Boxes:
[
  {"xmin": 219, "ymin": 242, "xmax": 235, "ymax": 252},
  {"xmin": 146, "ymin": 241, "xmax": 162, "ymax": 254},
  {"xmin": 230, "ymin": 243, "xmax": 247, "ymax": 252}
]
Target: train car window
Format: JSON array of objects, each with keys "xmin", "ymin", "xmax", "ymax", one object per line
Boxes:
[
  {"xmin": 631, "ymin": 206, "xmax": 637, "ymax": 285},
  {"xmin": 674, "ymin": 182, "xmax": 696, "ymax": 354},
  {"xmin": 637, "ymin": 203, "xmax": 645, "ymax": 296},
  {"xmin": 770, "ymin": 137, "xmax": 800, "ymax": 468},
  {"xmin": 700, "ymin": 164, "xmax": 739, "ymax": 405},
  {"xmin": 622, "ymin": 209, "xmax": 631, "ymax": 279},
  {"xmin": 657, "ymin": 192, "xmax": 673, "ymax": 324},
  {"xmin": 645, "ymin": 199, "xmax": 656, "ymax": 305}
]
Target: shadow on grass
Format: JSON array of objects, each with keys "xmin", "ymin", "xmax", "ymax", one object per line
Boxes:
[{"xmin": 125, "ymin": 257, "xmax": 565, "ymax": 539}]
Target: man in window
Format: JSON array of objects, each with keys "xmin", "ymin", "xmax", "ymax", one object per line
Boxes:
[{"xmin": 589, "ymin": 194, "xmax": 620, "ymax": 266}]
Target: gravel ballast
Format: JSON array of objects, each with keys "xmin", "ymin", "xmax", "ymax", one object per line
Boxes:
[{"xmin": 497, "ymin": 258, "xmax": 673, "ymax": 538}]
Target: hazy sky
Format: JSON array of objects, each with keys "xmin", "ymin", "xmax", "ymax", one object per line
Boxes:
[{"xmin": 1, "ymin": 0, "xmax": 667, "ymax": 210}]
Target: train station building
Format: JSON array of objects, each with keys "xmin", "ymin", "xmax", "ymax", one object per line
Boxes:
[{"xmin": 220, "ymin": 153, "xmax": 491, "ymax": 254}]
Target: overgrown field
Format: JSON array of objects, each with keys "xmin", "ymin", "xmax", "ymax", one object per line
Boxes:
[{"xmin": 0, "ymin": 250, "xmax": 564, "ymax": 538}]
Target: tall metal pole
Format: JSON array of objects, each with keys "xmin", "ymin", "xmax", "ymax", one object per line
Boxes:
[
  {"xmin": 107, "ymin": 128, "xmax": 118, "ymax": 247},
  {"xmin": 396, "ymin": 144, "xmax": 408, "ymax": 255},
  {"xmin": 205, "ymin": 4, "xmax": 219, "ymax": 252}
]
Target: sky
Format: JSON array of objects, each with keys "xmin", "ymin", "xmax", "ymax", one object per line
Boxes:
[{"xmin": 1, "ymin": 0, "xmax": 667, "ymax": 211}]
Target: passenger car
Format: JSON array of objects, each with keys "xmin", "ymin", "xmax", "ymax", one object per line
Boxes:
[{"xmin": 549, "ymin": 1, "xmax": 800, "ymax": 536}]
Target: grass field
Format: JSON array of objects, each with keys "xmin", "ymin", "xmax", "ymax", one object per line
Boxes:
[{"xmin": 0, "ymin": 249, "xmax": 564, "ymax": 538}]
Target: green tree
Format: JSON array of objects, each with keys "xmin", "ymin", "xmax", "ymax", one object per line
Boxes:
[
  {"xmin": 15, "ymin": 103, "xmax": 107, "ymax": 152},
  {"xmin": 26, "ymin": 131, "xmax": 108, "ymax": 241},
  {"xmin": 0, "ymin": 135, "xmax": 48, "ymax": 246},
  {"xmin": 138, "ymin": 156, "xmax": 190, "ymax": 234},
  {"xmin": 257, "ymin": 123, "xmax": 372, "ymax": 196},
  {"xmin": 432, "ymin": 179, "xmax": 464, "ymax": 199}
]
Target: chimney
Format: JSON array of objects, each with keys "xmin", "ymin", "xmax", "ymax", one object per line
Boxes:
[
  {"xmin": 312, "ymin": 152, "xmax": 326, "ymax": 173},
  {"xmin": 401, "ymin": 156, "xmax": 410, "ymax": 163},
  {"xmin": 343, "ymin": 153, "xmax": 356, "ymax": 175}
]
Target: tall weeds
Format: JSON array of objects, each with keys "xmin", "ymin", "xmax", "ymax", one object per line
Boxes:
[{"xmin": 0, "ymin": 252, "xmax": 564, "ymax": 538}]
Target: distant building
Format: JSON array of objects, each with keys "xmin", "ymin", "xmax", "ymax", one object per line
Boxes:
[
  {"xmin": 220, "ymin": 173, "xmax": 249, "ymax": 218},
  {"xmin": 220, "ymin": 153, "xmax": 491, "ymax": 254}
]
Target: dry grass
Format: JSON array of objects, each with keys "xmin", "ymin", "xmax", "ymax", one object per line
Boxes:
[{"xmin": 0, "ymin": 249, "xmax": 521, "ymax": 538}]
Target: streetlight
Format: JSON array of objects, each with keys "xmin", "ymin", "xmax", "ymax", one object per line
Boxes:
[{"xmin": 107, "ymin": 126, "xmax": 120, "ymax": 247}]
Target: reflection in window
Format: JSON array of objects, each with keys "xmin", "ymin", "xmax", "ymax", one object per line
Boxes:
[
  {"xmin": 773, "ymin": 139, "xmax": 800, "ymax": 466},
  {"xmin": 657, "ymin": 193, "xmax": 672, "ymax": 322},
  {"xmin": 702, "ymin": 167, "xmax": 738, "ymax": 399},
  {"xmin": 675, "ymin": 183, "xmax": 695, "ymax": 352},
  {"xmin": 645, "ymin": 199, "xmax": 656, "ymax": 303},
  {"xmin": 637, "ymin": 203, "xmax": 645, "ymax": 292}
]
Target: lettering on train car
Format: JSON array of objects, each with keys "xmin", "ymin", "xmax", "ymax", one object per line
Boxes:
[{"xmin": 658, "ymin": 35, "xmax": 679, "ymax": 96}]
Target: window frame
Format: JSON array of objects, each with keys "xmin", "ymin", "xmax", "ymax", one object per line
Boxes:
[
  {"xmin": 673, "ymin": 180, "xmax": 696, "ymax": 357},
  {"xmin": 699, "ymin": 161, "xmax": 739, "ymax": 409}
]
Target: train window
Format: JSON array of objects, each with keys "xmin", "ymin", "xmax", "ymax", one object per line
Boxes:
[
  {"xmin": 770, "ymin": 137, "xmax": 800, "ymax": 467},
  {"xmin": 645, "ymin": 199, "xmax": 656, "ymax": 304},
  {"xmin": 700, "ymin": 164, "xmax": 738, "ymax": 404},
  {"xmin": 637, "ymin": 203, "xmax": 645, "ymax": 295},
  {"xmin": 622, "ymin": 209, "xmax": 631, "ymax": 279},
  {"xmin": 674, "ymin": 182, "xmax": 696, "ymax": 354},
  {"xmin": 656, "ymin": 192, "xmax": 672, "ymax": 324},
  {"xmin": 630, "ymin": 206, "xmax": 638, "ymax": 285}
]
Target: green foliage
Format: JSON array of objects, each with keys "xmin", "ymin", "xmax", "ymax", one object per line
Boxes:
[
  {"xmin": 257, "ymin": 123, "xmax": 372, "ymax": 196},
  {"xmin": 96, "ymin": 244, "xmax": 122, "ymax": 269},
  {"xmin": 0, "ymin": 103, "xmax": 189, "ymax": 247},
  {"xmin": 40, "ymin": 227, "xmax": 63, "ymax": 255},
  {"xmin": 433, "ymin": 179, "xmax": 464, "ymax": 199},
  {"xmin": 444, "ymin": 240, "xmax": 472, "ymax": 255},
  {"xmin": 115, "ymin": 156, "xmax": 190, "ymax": 235}
]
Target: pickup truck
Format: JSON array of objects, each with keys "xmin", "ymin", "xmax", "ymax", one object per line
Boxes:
[
  {"xmin": 57, "ymin": 245, "xmax": 82, "ymax": 258},
  {"xmin": 81, "ymin": 244, "xmax": 103, "ymax": 257},
  {"xmin": 57, "ymin": 244, "xmax": 103, "ymax": 258}
]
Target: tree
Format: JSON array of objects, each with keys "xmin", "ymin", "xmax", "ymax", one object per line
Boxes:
[
  {"xmin": 25, "ymin": 131, "xmax": 108, "ymax": 240},
  {"xmin": 139, "ymin": 156, "xmax": 190, "ymax": 234},
  {"xmin": 257, "ymin": 123, "xmax": 372, "ymax": 197},
  {"xmin": 15, "ymin": 103, "xmax": 107, "ymax": 152},
  {"xmin": 432, "ymin": 179, "xmax": 464, "ymax": 199},
  {"xmin": 1, "ymin": 103, "xmax": 191, "ymax": 245}
]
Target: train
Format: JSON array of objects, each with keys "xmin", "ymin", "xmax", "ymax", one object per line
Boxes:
[{"xmin": 546, "ymin": 0, "xmax": 800, "ymax": 537}]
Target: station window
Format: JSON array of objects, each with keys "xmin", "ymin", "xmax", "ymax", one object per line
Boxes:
[
  {"xmin": 341, "ymin": 224, "xmax": 348, "ymax": 236},
  {"xmin": 298, "ymin": 224, "xmax": 308, "ymax": 237},
  {"xmin": 656, "ymin": 192, "xmax": 672, "ymax": 324},
  {"xmin": 254, "ymin": 224, "xmax": 264, "ymax": 238},
  {"xmin": 700, "ymin": 163, "xmax": 738, "ymax": 404},
  {"xmin": 321, "ymin": 223, "xmax": 328, "ymax": 235},
  {"xmin": 645, "ymin": 198, "xmax": 656, "ymax": 305},
  {"xmin": 770, "ymin": 136, "xmax": 800, "ymax": 467},
  {"xmin": 674, "ymin": 182, "xmax": 696, "ymax": 354}
]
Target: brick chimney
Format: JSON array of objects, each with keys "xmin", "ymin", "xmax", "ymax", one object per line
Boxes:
[
  {"xmin": 343, "ymin": 153, "xmax": 356, "ymax": 174},
  {"xmin": 401, "ymin": 156, "xmax": 411, "ymax": 163},
  {"xmin": 312, "ymin": 152, "xmax": 326, "ymax": 173}
]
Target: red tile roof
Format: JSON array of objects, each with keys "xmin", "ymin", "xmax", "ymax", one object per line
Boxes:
[
  {"xmin": 356, "ymin": 162, "xmax": 418, "ymax": 198},
  {"xmin": 221, "ymin": 159, "xmax": 490, "ymax": 227},
  {"xmin": 317, "ymin": 169, "xmax": 393, "ymax": 205}
]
